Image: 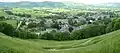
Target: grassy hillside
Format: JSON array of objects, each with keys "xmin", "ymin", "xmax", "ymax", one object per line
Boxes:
[{"xmin": 0, "ymin": 30, "xmax": 120, "ymax": 53}]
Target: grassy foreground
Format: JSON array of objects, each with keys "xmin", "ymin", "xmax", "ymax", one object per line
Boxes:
[{"xmin": 0, "ymin": 30, "xmax": 120, "ymax": 53}]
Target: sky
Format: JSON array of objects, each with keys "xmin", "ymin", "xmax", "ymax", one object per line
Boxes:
[{"xmin": 0, "ymin": 0, "xmax": 120, "ymax": 4}]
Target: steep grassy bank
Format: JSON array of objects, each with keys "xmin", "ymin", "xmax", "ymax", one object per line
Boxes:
[{"xmin": 0, "ymin": 30, "xmax": 120, "ymax": 53}]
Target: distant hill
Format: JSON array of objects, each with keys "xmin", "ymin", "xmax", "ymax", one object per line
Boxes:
[
  {"xmin": 0, "ymin": 1, "xmax": 120, "ymax": 8},
  {"xmin": 88, "ymin": 3, "xmax": 120, "ymax": 8},
  {"xmin": 0, "ymin": 1, "xmax": 65, "ymax": 8}
]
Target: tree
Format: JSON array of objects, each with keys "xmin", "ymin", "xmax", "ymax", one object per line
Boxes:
[
  {"xmin": 51, "ymin": 22, "xmax": 60, "ymax": 30},
  {"xmin": 77, "ymin": 12, "xmax": 85, "ymax": 16},
  {"xmin": 14, "ymin": 30, "xmax": 39, "ymax": 39},
  {"xmin": 70, "ymin": 24, "xmax": 106, "ymax": 40},
  {"xmin": 70, "ymin": 30, "xmax": 83, "ymax": 40},
  {"xmin": 41, "ymin": 31, "xmax": 70, "ymax": 41},
  {"xmin": 5, "ymin": 11, "xmax": 13, "ymax": 15},
  {"xmin": 102, "ymin": 18, "xmax": 111, "ymax": 25},
  {"xmin": 0, "ymin": 22, "xmax": 39, "ymax": 39},
  {"xmin": 76, "ymin": 20, "xmax": 86, "ymax": 26},
  {"xmin": 111, "ymin": 18, "xmax": 120, "ymax": 31},
  {"xmin": 38, "ymin": 19, "xmax": 45, "ymax": 27},
  {"xmin": 40, "ymin": 32, "xmax": 54, "ymax": 40},
  {"xmin": 68, "ymin": 19, "xmax": 74, "ymax": 26},
  {"xmin": 105, "ymin": 23, "xmax": 113, "ymax": 33},
  {"xmin": 28, "ymin": 23, "xmax": 37, "ymax": 28},
  {"xmin": 54, "ymin": 32, "xmax": 70, "ymax": 41},
  {"xmin": 2, "ymin": 23, "xmax": 14, "ymax": 36},
  {"xmin": 0, "ymin": 16, "xmax": 5, "ymax": 20},
  {"xmin": 0, "ymin": 22, "xmax": 5, "ymax": 32},
  {"xmin": 113, "ymin": 22, "xmax": 120, "ymax": 30},
  {"xmin": 69, "ymin": 27, "xmax": 73, "ymax": 32}
]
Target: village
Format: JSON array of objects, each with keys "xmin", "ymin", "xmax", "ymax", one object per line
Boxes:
[{"xmin": 1, "ymin": 8, "xmax": 116, "ymax": 36}]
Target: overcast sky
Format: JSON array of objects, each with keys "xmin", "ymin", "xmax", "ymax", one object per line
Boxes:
[{"xmin": 0, "ymin": 0, "xmax": 120, "ymax": 4}]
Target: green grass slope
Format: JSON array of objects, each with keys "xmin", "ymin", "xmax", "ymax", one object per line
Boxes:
[{"xmin": 0, "ymin": 30, "xmax": 120, "ymax": 53}]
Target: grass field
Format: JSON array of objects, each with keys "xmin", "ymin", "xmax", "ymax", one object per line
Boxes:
[
  {"xmin": 0, "ymin": 20, "xmax": 17, "ymax": 27},
  {"xmin": 0, "ymin": 11, "xmax": 8, "ymax": 16},
  {"xmin": 0, "ymin": 29, "xmax": 120, "ymax": 53}
]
